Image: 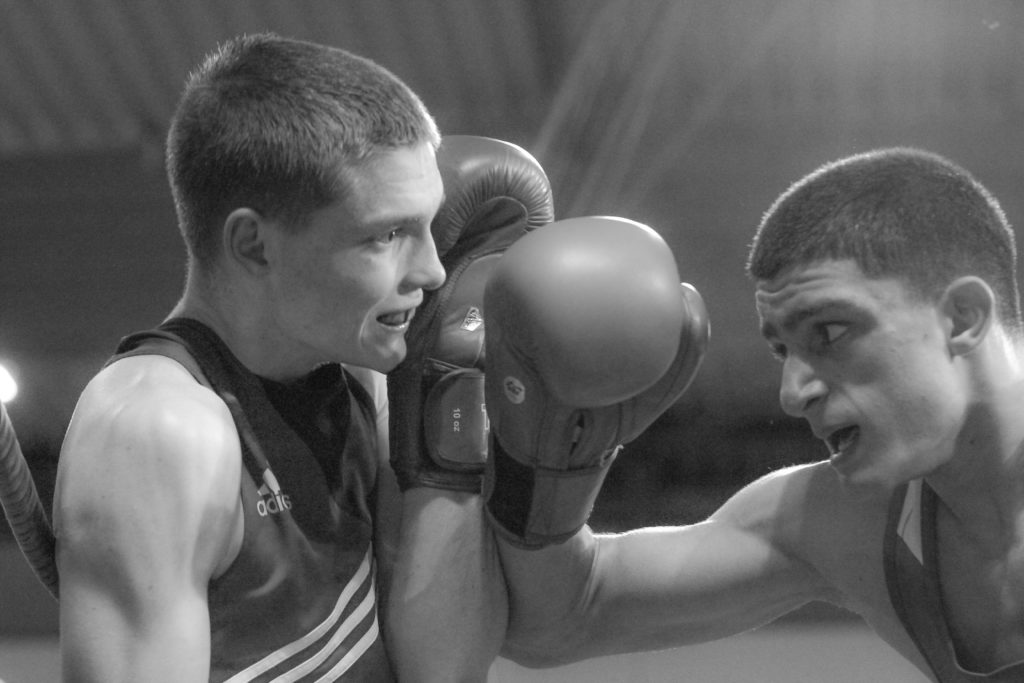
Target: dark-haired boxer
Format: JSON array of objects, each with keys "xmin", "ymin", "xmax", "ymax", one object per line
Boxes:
[{"xmin": 490, "ymin": 149, "xmax": 1024, "ymax": 683}]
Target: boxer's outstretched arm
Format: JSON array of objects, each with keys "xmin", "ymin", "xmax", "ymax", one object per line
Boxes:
[
  {"xmin": 498, "ymin": 468, "xmax": 835, "ymax": 667},
  {"xmin": 480, "ymin": 217, "xmax": 836, "ymax": 666},
  {"xmin": 54, "ymin": 356, "xmax": 242, "ymax": 682}
]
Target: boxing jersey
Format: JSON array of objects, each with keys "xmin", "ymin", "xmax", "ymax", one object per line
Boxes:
[
  {"xmin": 884, "ymin": 480, "xmax": 1024, "ymax": 682},
  {"xmin": 110, "ymin": 318, "xmax": 395, "ymax": 682}
]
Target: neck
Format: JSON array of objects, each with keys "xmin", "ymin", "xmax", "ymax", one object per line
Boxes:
[
  {"xmin": 926, "ymin": 354, "xmax": 1024, "ymax": 549},
  {"xmin": 169, "ymin": 272, "xmax": 313, "ymax": 382}
]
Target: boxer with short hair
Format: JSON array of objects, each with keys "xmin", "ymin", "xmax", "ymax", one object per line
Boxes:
[
  {"xmin": 489, "ymin": 149, "xmax": 1024, "ymax": 682},
  {"xmin": 53, "ymin": 33, "xmax": 552, "ymax": 682}
]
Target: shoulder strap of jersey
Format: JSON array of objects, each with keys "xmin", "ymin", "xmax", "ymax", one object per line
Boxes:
[{"xmin": 110, "ymin": 318, "xmax": 271, "ymax": 483}]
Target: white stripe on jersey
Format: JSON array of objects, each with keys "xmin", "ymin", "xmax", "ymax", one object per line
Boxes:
[
  {"xmin": 895, "ymin": 479, "xmax": 924, "ymax": 564},
  {"xmin": 274, "ymin": 575, "xmax": 377, "ymax": 681},
  {"xmin": 224, "ymin": 548, "xmax": 378, "ymax": 682},
  {"xmin": 311, "ymin": 611, "xmax": 380, "ymax": 683}
]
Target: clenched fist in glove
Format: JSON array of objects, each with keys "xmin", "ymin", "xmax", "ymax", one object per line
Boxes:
[
  {"xmin": 388, "ymin": 135, "xmax": 554, "ymax": 493},
  {"xmin": 483, "ymin": 216, "xmax": 709, "ymax": 547}
]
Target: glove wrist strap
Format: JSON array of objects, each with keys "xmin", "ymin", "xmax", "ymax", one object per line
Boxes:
[{"xmin": 484, "ymin": 437, "xmax": 619, "ymax": 549}]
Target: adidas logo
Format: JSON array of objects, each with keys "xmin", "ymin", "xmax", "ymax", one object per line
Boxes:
[
  {"xmin": 256, "ymin": 468, "xmax": 292, "ymax": 517},
  {"xmin": 503, "ymin": 376, "xmax": 525, "ymax": 405},
  {"xmin": 460, "ymin": 306, "xmax": 484, "ymax": 332}
]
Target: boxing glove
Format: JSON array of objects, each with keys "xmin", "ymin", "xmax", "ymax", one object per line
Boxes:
[
  {"xmin": 482, "ymin": 216, "xmax": 709, "ymax": 547},
  {"xmin": 388, "ymin": 136, "xmax": 554, "ymax": 492}
]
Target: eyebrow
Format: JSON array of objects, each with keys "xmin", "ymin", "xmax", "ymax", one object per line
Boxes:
[
  {"xmin": 760, "ymin": 299, "xmax": 861, "ymax": 339},
  {"xmin": 364, "ymin": 191, "xmax": 446, "ymax": 232}
]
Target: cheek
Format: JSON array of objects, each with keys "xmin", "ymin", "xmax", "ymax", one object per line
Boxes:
[
  {"xmin": 882, "ymin": 350, "xmax": 962, "ymax": 434},
  {"xmin": 329, "ymin": 258, "xmax": 394, "ymax": 317},
  {"xmin": 276, "ymin": 255, "xmax": 366, "ymax": 326}
]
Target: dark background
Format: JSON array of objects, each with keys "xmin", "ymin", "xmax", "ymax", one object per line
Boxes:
[{"xmin": 3, "ymin": 0, "xmax": 1024, "ymax": 552}]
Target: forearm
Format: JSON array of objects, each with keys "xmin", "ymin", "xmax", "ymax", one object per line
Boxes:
[
  {"xmin": 386, "ymin": 488, "xmax": 507, "ymax": 682},
  {"xmin": 497, "ymin": 528, "xmax": 600, "ymax": 668}
]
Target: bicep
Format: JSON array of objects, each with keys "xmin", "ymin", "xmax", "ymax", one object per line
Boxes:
[
  {"xmin": 589, "ymin": 519, "xmax": 821, "ymax": 648},
  {"xmin": 505, "ymin": 467, "xmax": 834, "ymax": 665},
  {"xmin": 59, "ymin": 580, "xmax": 211, "ymax": 682},
  {"xmin": 592, "ymin": 468, "xmax": 835, "ymax": 645},
  {"xmin": 55, "ymin": 368, "xmax": 241, "ymax": 681}
]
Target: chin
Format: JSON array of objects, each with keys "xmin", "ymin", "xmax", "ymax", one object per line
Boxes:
[
  {"xmin": 833, "ymin": 461, "xmax": 907, "ymax": 500},
  {"xmin": 375, "ymin": 357, "xmax": 402, "ymax": 373},
  {"xmin": 370, "ymin": 346, "xmax": 408, "ymax": 373},
  {"xmin": 348, "ymin": 335, "xmax": 407, "ymax": 373},
  {"xmin": 838, "ymin": 474, "xmax": 893, "ymax": 500}
]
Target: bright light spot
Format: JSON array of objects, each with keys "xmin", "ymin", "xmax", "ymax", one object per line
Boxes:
[{"xmin": 0, "ymin": 364, "xmax": 18, "ymax": 403}]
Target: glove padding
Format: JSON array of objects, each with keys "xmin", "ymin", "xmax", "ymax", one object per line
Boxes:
[
  {"xmin": 482, "ymin": 217, "xmax": 709, "ymax": 547},
  {"xmin": 388, "ymin": 135, "xmax": 554, "ymax": 492}
]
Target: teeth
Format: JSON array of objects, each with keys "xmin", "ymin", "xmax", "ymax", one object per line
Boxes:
[{"xmin": 379, "ymin": 310, "xmax": 410, "ymax": 326}]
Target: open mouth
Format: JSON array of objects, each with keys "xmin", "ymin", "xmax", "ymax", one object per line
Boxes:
[
  {"xmin": 826, "ymin": 426, "xmax": 859, "ymax": 456},
  {"xmin": 378, "ymin": 309, "xmax": 413, "ymax": 328}
]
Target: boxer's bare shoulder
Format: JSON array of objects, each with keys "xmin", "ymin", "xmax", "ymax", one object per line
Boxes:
[
  {"xmin": 55, "ymin": 353, "xmax": 243, "ymax": 580},
  {"xmin": 713, "ymin": 463, "xmax": 889, "ymax": 598}
]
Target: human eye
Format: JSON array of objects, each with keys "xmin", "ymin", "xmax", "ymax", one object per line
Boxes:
[
  {"xmin": 823, "ymin": 323, "xmax": 848, "ymax": 343},
  {"xmin": 811, "ymin": 322, "xmax": 848, "ymax": 352},
  {"xmin": 372, "ymin": 228, "xmax": 401, "ymax": 245}
]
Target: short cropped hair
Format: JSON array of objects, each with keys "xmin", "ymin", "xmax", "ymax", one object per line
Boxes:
[
  {"xmin": 747, "ymin": 147, "xmax": 1022, "ymax": 334},
  {"xmin": 166, "ymin": 33, "xmax": 441, "ymax": 269}
]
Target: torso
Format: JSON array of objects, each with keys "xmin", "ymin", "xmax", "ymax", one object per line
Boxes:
[
  {"xmin": 112, "ymin": 318, "xmax": 396, "ymax": 682},
  {"xmin": 883, "ymin": 479, "xmax": 1024, "ymax": 681},
  {"xmin": 939, "ymin": 526, "xmax": 1024, "ymax": 672}
]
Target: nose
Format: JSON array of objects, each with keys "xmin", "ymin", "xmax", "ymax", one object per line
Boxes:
[
  {"xmin": 407, "ymin": 233, "xmax": 446, "ymax": 293},
  {"xmin": 778, "ymin": 354, "xmax": 827, "ymax": 417}
]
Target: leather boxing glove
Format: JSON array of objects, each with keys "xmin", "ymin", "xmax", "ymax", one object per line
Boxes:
[
  {"xmin": 388, "ymin": 135, "xmax": 554, "ymax": 492},
  {"xmin": 482, "ymin": 216, "xmax": 709, "ymax": 547}
]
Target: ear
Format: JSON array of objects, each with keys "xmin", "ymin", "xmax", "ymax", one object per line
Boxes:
[
  {"xmin": 941, "ymin": 276, "xmax": 994, "ymax": 355},
  {"xmin": 223, "ymin": 207, "xmax": 269, "ymax": 274}
]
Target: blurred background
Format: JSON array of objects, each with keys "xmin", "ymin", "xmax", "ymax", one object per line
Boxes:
[{"xmin": 1, "ymin": 0, "xmax": 1020, "ymax": 680}]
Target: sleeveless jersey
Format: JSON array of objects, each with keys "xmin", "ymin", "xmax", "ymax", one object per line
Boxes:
[
  {"xmin": 110, "ymin": 318, "xmax": 395, "ymax": 682},
  {"xmin": 884, "ymin": 479, "xmax": 1024, "ymax": 682}
]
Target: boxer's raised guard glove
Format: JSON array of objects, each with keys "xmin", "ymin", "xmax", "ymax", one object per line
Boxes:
[
  {"xmin": 387, "ymin": 135, "xmax": 554, "ymax": 493},
  {"xmin": 482, "ymin": 216, "xmax": 709, "ymax": 547}
]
